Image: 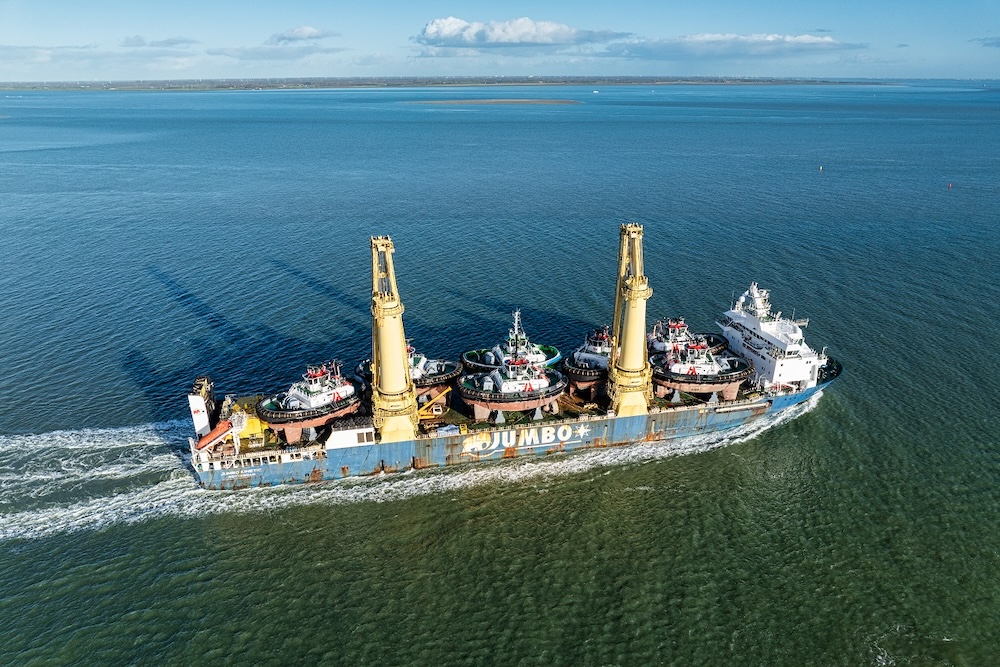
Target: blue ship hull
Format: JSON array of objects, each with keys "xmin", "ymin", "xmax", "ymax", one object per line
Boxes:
[{"xmin": 192, "ymin": 383, "xmax": 829, "ymax": 490}]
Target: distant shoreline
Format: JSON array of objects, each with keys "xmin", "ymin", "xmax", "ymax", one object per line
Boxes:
[
  {"xmin": 0, "ymin": 76, "xmax": 899, "ymax": 92},
  {"xmin": 414, "ymin": 99, "xmax": 581, "ymax": 105}
]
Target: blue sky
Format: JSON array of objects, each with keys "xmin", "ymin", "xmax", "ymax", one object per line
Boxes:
[{"xmin": 1, "ymin": 0, "xmax": 998, "ymax": 81}]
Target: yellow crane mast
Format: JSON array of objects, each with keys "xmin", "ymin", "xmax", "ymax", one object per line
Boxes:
[
  {"xmin": 606, "ymin": 223, "xmax": 654, "ymax": 416},
  {"xmin": 369, "ymin": 236, "xmax": 418, "ymax": 442}
]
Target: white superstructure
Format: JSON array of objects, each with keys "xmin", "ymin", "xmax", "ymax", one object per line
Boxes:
[
  {"xmin": 483, "ymin": 310, "xmax": 547, "ymax": 366},
  {"xmin": 482, "ymin": 360, "xmax": 552, "ymax": 394},
  {"xmin": 187, "ymin": 376, "xmax": 215, "ymax": 437},
  {"xmin": 407, "ymin": 346, "xmax": 453, "ymax": 380},
  {"xmin": 282, "ymin": 361, "xmax": 356, "ymax": 410},
  {"xmin": 717, "ymin": 282, "xmax": 826, "ymax": 391},
  {"xmin": 569, "ymin": 325, "xmax": 611, "ymax": 370}
]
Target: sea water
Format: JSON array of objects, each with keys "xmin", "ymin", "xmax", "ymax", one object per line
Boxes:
[{"xmin": 1, "ymin": 82, "xmax": 999, "ymax": 665}]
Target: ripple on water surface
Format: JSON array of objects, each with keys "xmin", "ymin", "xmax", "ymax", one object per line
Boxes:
[{"xmin": 0, "ymin": 396, "xmax": 821, "ymax": 542}]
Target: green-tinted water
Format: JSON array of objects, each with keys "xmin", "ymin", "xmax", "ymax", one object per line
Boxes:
[{"xmin": 2, "ymin": 83, "xmax": 999, "ymax": 664}]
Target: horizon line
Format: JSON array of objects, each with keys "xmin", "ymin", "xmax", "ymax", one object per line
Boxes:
[{"xmin": 3, "ymin": 75, "xmax": 996, "ymax": 91}]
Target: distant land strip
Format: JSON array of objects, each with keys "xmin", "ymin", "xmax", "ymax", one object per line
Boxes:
[
  {"xmin": 0, "ymin": 76, "xmax": 890, "ymax": 92},
  {"xmin": 414, "ymin": 99, "xmax": 580, "ymax": 105}
]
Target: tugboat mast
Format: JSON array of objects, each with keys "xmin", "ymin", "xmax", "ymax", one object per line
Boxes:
[
  {"xmin": 607, "ymin": 223, "xmax": 654, "ymax": 416},
  {"xmin": 370, "ymin": 236, "xmax": 418, "ymax": 442}
]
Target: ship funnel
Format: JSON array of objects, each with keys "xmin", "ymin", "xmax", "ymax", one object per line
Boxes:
[
  {"xmin": 370, "ymin": 236, "xmax": 418, "ymax": 443},
  {"xmin": 607, "ymin": 223, "xmax": 653, "ymax": 416}
]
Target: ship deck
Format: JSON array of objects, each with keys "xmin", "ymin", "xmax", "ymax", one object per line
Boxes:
[
  {"xmin": 415, "ymin": 388, "xmax": 764, "ymax": 435},
  {"xmin": 212, "ymin": 385, "xmax": 769, "ymax": 459}
]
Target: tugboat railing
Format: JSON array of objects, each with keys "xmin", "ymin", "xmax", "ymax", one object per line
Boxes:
[
  {"xmin": 458, "ymin": 377, "xmax": 569, "ymax": 403},
  {"xmin": 650, "ymin": 364, "xmax": 755, "ymax": 385},
  {"xmin": 256, "ymin": 394, "xmax": 362, "ymax": 422}
]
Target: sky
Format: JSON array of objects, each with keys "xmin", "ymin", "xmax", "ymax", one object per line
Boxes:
[{"xmin": 1, "ymin": 0, "xmax": 998, "ymax": 81}]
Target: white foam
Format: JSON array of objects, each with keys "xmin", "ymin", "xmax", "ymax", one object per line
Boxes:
[
  {"xmin": 0, "ymin": 395, "xmax": 820, "ymax": 542},
  {"xmin": 0, "ymin": 420, "xmax": 190, "ymax": 454},
  {"xmin": 0, "ymin": 421, "xmax": 189, "ymax": 505}
]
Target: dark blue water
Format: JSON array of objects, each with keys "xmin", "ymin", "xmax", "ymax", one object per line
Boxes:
[{"xmin": 2, "ymin": 82, "xmax": 999, "ymax": 664}]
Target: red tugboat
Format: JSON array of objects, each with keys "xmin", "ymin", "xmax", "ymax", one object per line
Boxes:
[
  {"xmin": 647, "ymin": 319, "xmax": 753, "ymax": 402},
  {"xmin": 457, "ymin": 354, "xmax": 567, "ymax": 423},
  {"xmin": 406, "ymin": 345, "xmax": 462, "ymax": 401},
  {"xmin": 561, "ymin": 325, "xmax": 611, "ymax": 400},
  {"xmin": 648, "ymin": 317, "xmax": 728, "ymax": 355},
  {"xmin": 461, "ymin": 310, "xmax": 561, "ymax": 372},
  {"xmin": 355, "ymin": 344, "xmax": 461, "ymax": 402},
  {"xmin": 255, "ymin": 360, "xmax": 362, "ymax": 443}
]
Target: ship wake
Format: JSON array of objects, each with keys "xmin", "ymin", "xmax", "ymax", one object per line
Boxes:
[{"xmin": 0, "ymin": 394, "xmax": 821, "ymax": 541}]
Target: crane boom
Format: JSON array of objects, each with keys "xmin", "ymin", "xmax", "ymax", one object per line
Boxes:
[
  {"xmin": 370, "ymin": 236, "xmax": 419, "ymax": 442},
  {"xmin": 606, "ymin": 223, "xmax": 653, "ymax": 416}
]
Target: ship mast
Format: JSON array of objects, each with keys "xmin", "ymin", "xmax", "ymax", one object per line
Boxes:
[
  {"xmin": 369, "ymin": 236, "xmax": 418, "ymax": 442},
  {"xmin": 607, "ymin": 223, "xmax": 653, "ymax": 416}
]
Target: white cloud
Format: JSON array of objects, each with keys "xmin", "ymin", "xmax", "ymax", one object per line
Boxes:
[
  {"xmin": 0, "ymin": 44, "xmax": 96, "ymax": 65},
  {"xmin": 120, "ymin": 36, "xmax": 199, "ymax": 48},
  {"xmin": 207, "ymin": 45, "xmax": 345, "ymax": 61},
  {"xmin": 268, "ymin": 26, "xmax": 333, "ymax": 45},
  {"xmin": 0, "ymin": 43, "xmax": 207, "ymax": 78},
  {"xmin": 352, "ymin": 52, "xmax": 392, "ymax": 67},
  {"xmin": 416, "ymin": 16, "xmax": 629, "ymax": 48},
  {"xmin": 606, "ymin": 33, "xmax": 864, "ymax": 60},
  {"xmin": 207, "ymin": 26, "xmax": 342, "ymax": 61},
  {"xmin": 412, "ymin": 19, "xmax": 856, "ymax": 63}
]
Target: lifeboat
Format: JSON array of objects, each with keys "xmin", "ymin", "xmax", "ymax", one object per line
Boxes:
[{"xmin": 196, "ymin": 419, "xmax": 232, "ymax": 450}]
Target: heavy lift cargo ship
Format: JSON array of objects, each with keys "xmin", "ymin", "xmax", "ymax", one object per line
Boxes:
[{"xmin": 188, "ymin": 225, "xmax": 842, "ymax": 490}]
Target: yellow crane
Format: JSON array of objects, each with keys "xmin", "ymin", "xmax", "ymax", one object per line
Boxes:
[
  {"xmin": 369, "ymin": 236, "xmax": 419, "ymax": 442},
  {"xmin": 417, "ymin": 387, "xmax": 452, "ymax": 423},
  {"xmin": 606, "ymin": 223, "xmax": 654, "ymax": 416}
]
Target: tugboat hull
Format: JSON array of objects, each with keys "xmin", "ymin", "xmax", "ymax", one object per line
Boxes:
[
  {"xmin": 457, "ymin": 374, "xmax": 568, "ymax": 420},
  {"xmin": 650, "ymin": 354, "xmax": 754, "ymax": 401},
  {"xmin": 256, "ymin": 395, "xmax": 362, "ymax": 443}
]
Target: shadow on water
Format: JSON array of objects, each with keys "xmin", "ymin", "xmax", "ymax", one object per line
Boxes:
[
  {"xmin": 433, "ymin": 287, "xmax": 595, "ymax": 355},
  {"xmin": 267, "ymin": 258, "xmax": 370, "ymax": 322},
  {"xmin": 123, "ymin": 265, "xmax": 593, "ymax": 466},
  {"xmin": 119, "ymin": 347, "xmax": 206, "ymax": 475},
  {"xmin": 146, "ymin": 268, "xmax": 249, "ymax": 348},
  {"xmin": 267, "ymin": 255, "xmax": 596, "ymax": 359},
  {"xmin": 122, "ymin": 268, "xmax": 347, "ymax": 429}
]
